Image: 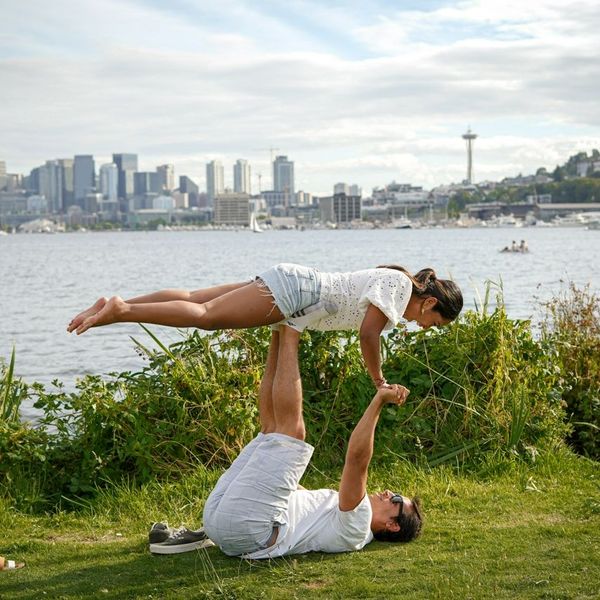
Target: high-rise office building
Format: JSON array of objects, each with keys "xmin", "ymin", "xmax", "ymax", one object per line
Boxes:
[
  {"xmin": 74, "ymin": 155, "xmax": 95, "ymax": 203},
  {"xmin": 233, "ymin": 159, "xmax": 251, "ymax": 194},
  {"xmin": 112, "ymin": 153, "xmax": 138, "ymax": 207},
  {"xmin": 100, "ymin": 163, "xmax": 119, "ymax": 201},
  {"xmin": 156, "ymin": 164, "xmax": 175, "ymax": 192},
  {"xmin": 27, "ymin": 167, "xmax": 41, "ymax": 194},
  {"xmin": 179, "ymin": 175, "xmax": 200, "ymax": 207},
  {"xmin": 206, "ymin": 160, "xmax": 224, "ymax": 203},
  {"xmin": 39, "ymin": 160, "xmax": 64, "ymax": 213},
  {"xmin": 134, "ymin": 172, "xmax": 160, "ymax": 195},
  {"xmin": 273, "ymin": 155, "xmax": 295, "ymax": 206},
  {"xmin": 59, "ymin": 158, "xmax": 75, "ymax": 208},
  {"xmin": 0, "ymin": 161, "xmax": 6, "ymax": 190}
]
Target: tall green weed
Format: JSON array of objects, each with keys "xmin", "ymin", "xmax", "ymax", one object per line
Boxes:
[{"xmin": 540, "ymin": 284, "xmax": 600, "ymax": 458}]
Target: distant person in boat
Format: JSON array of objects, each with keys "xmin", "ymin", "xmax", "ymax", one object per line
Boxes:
[
  {"xmin": 511, "ymin": 240, "xmax": 518, "ymax": 252},
  {"xmin": 67, "ymin": 263, "xmax": 462, "ymax": 389},
  {"xmin": 519, "ymin": 240, "xmax": 529, "ymax": 253}
]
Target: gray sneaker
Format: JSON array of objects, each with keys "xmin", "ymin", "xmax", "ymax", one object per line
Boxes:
[
  {"xmin": 148, "ymin": 522, "xmax": 173, "ymax": 544},
  {"xmin": 150, "ymin": 526, "xmax": 215, "ymax": 554}
]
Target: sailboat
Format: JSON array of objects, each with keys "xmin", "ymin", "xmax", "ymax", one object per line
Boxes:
[{"xmin": 250, "ymin": 212, "xmax": 263, "ymax": 233}]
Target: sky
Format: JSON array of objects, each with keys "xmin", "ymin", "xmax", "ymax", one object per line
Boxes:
[{"xmin": 1, "ymin": 0, "xmax": 600, "ymax": 195}]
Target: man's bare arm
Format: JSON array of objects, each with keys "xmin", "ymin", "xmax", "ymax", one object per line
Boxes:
[{"xmin": 338, "ymin": 385, "xmax": 409, "ymax": 511}]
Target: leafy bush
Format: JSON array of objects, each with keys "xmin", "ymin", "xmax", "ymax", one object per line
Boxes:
[
  {"xmin": 540, "ymin": 284, "xmax": 600, "ymax": 458},
  {"xmin": 27, "ymin": 328, "xmax": 264, "ymax": 501},
  {"xmin": 381, "ymin": 308, "xmax": 567, "ymax": 466}
]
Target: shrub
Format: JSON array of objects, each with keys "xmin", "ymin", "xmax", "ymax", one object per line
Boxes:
[
  {"xmin": 381, "ymin": 307, "xmax": 567, "ymax": 466},
  {"xmin": 28, "ymin": 328, "xmax": 265, "ymax": 500},
  {"xmin": 540, "ymin": 284, "xmax": 600, "ymax": 459}
]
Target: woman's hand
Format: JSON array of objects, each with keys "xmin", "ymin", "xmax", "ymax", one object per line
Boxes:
[{"xmin": 376, "ymin": 383, "xmax": 410, "ymax": 406}]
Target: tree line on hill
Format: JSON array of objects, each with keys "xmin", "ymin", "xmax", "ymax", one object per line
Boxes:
[{"xmin": 448, "ymin": 149, "xmax": 600, "ymax": 214}]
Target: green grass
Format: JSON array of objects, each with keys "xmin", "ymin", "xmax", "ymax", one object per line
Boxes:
[{"xmin": 1, "ymin": 449, "xmax": 599, "ymax": 600}]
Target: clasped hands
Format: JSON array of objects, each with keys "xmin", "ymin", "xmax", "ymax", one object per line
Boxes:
[{"xmin": 376, "ymin": 382, "xmax": 410, "ymax": 406}]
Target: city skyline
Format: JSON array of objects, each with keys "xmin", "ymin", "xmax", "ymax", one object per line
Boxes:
[{"xmin": 2, "ymin": 1, "xmax": 600, "ymax": 195}]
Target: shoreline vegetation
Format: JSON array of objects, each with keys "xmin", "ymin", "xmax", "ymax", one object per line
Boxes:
[{"xmin": 1, "ymin": 284, "xmax": 599, "ymax": 598}]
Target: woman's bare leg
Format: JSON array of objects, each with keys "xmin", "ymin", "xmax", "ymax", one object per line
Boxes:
[
  {"xmin": 74, "ymin": 282, "xmax": 286, "ymax": 335},
  {"xmin": 67, "ymin": 281, "xmax": 250, "ymax": 333},
  {"xmin": 127, "ymin": 282, "xmax": 252, "ymax": 305}
]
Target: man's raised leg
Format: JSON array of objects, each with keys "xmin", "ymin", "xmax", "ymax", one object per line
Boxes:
[
  {"xmin": 272, "ymin": 326, "xmax": 304, "ymax": 440},
  {"xmin": 259, "ymin": 330, "xmax": 279, "ymax": 434}
]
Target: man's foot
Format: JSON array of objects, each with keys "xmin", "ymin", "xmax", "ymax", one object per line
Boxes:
[
  {"xmin": 286, "ymin": 301, "xmax": 337, "ymax": 332},
  {"xmin": 148, "ymin": 522, "xmax": 172, "ymax": 544},
  {"xmin": 67, "ymin": 297, "xmax": 108, "ymax": 333},
  {"xmin": 75, "ymin": 296, "xmax": 126, "ymax": 335},
  {"xmin": 149, "ymin": 526, "xmax": 214, "ymax": 554}
]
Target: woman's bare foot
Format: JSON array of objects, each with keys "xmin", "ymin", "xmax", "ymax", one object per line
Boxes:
[
  {"xmin": 67, "ymin": 297, "xmax": 108, "ymax": 333},
  {"xmin": 76, "ymin": 296, "xmax": 127, "ymax": 335}
]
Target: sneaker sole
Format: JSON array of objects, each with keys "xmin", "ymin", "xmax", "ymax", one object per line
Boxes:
[{"xmin": 149, "ymin": 539, "xmax": 215, "ymax": 555}]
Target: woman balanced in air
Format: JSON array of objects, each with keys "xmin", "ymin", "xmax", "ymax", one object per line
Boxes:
[{"xmin": 68, "ymin": 263, "xmax": 463, "ymax": 388}]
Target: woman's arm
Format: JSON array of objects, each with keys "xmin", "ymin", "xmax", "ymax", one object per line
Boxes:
[{"xmin": 359, "ymin": 304, "xmax": 389, "ymax": 387}]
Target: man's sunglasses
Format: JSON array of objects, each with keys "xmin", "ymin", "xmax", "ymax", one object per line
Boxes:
[{"xmin": 391, "ymin": 494, "xmax": 404, "ymax": 519}]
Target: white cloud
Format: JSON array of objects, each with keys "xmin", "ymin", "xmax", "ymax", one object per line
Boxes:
[{"xmin": 1, "ymin": 0, "xmax": 600, "ymax": 194}]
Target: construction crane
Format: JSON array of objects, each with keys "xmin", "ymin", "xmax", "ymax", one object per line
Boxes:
[
  {"xmin": 254, "ymin": 146, "xmax": 281, "ymax": 163},
  {"xmin": 252, "ymin": 147, "xmax": 281, "ymax": 193}
]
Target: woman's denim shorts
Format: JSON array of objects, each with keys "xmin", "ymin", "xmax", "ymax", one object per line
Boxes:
[{"xmin": 256, "ymin": 263, "xmax": 322, "ymax": 318}]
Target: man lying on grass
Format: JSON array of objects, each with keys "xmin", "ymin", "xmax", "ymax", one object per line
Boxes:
[{"xmin": 150, "ymin": 325, "xmax": 422, "ymax": 558}]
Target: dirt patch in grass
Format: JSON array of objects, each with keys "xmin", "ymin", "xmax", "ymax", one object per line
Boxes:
[
  {"xmin": 302, "ymin": 578, "xmax": 331, "ymax": 590},
  {"xmin": 44, "ymin": 532, "xmax": 131, "ymax": 544}
]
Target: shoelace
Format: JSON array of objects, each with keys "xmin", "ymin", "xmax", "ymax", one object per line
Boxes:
[{"xmin": 170, "ymin": 527, "xmax": 188, "ymax": 540}]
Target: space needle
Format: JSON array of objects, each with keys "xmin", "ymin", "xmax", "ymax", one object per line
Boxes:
[{"xmin": 462, "ymin": 127, "xmax": 477, "ymax": 184}]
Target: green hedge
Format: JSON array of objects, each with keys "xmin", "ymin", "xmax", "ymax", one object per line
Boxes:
[{"xmin": 540, "ymin": 284, "xmax": 600, "ymax": 459}]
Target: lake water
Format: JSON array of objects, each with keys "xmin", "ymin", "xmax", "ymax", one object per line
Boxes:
[{"xmin": 1, "ymin": 227, "xmax": 599, "ymax": 419}]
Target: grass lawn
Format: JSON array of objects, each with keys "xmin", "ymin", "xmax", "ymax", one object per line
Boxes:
[{"xmin": 1, "ymin": 449, "xmax": 599, "ymax": 600}]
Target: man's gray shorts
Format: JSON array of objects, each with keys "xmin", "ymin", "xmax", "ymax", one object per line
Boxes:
[{"xmin": 203, "ymin": 433, "xmax": 314, "ymax": 556}]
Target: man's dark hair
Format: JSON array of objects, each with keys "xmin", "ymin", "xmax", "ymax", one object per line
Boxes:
[{"xmin": 373, "ymin": 496, "xmax": 423, "ymax": 543}]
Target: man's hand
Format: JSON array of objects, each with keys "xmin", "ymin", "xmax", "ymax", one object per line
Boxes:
[{"xmin": 376, "ymin": 383, "xmax": 409, "ymax": 406}]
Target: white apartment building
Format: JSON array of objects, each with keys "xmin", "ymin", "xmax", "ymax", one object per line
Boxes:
[
  {"xmin": 233, "ymin": 159, "xmax": 251, "ymax": 194},
  {"xmin": 206, "ymin": 160, "xmax": 225, "ymax": 202}
]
